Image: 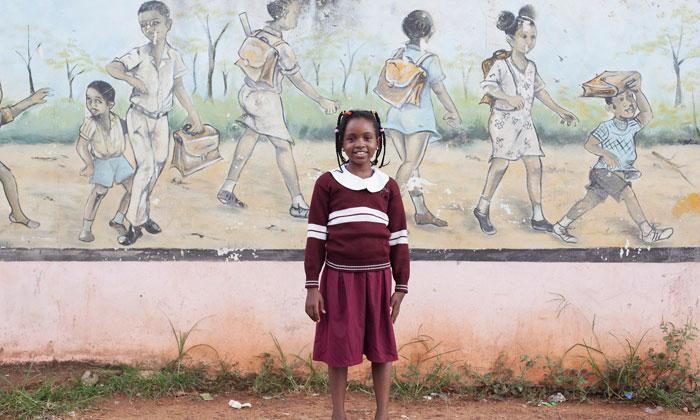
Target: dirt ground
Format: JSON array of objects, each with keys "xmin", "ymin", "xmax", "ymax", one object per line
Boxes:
[
  {"xmin": 0, "ymin": 141, "xmax": 698, "ymax": 250},
  {"xmin": 78, "ymin": 393, "xmax": 698, "ymax": 419}
]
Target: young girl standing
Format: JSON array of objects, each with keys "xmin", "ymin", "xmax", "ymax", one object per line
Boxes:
[
  {"xmin": 305, "ymin": 110, "xmax": 409, "ymax": 420},
  {"xmin": 474, "ymin": 5, "xmax": 578, "ymax": 235},
  {"xmin": 76, "ymin": 81, "xmax": 133, "ymax": 242},
  {"xmin": 381, "ymin": 10, "xmax": 461, "ymax": 227}
]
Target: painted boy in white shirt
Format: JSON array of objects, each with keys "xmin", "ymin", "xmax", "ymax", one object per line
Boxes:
[{"xmin": 107, "ymin": 0, "xmax": 203, "ymax": 246}]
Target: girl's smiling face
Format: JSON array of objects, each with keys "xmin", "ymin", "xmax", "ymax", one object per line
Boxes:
[
  {"xmin": 342, "ymin": 117, "xmax": 379, "ymax": 169},
  {"xmin": 86, "ymin": 87, "xmax": 112, "ymax": 118},
  {"xmin": 510, "ymin": 22, "xmax": 537, "ymax": 54}
]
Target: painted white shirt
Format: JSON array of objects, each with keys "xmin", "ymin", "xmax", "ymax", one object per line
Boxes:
[{"xmin": 116, "ymin": 42, "xmax": 188, "ymax": 114}]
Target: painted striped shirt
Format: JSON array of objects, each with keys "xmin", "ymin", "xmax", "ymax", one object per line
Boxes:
[{"xmin": 304, "ymin": 168, "xmax": 410, "ymax": 293}]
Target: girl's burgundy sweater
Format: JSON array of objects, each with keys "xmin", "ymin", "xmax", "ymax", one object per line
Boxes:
[{"xmin": 304, "ymin": 168, "xmax": 410, "ymax": 293}]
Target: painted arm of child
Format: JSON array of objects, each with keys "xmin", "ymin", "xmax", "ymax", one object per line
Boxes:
[
  {"xmin": 7, "ymin": 88, "xmax": 50, "ymax": 118},
  {"xmin": 173, "ymin": 76, "xmax": 203, "ymax": 134},
  {"xmin": 534, "ymin": 89, "xmax": 579, "ymax": 126},
  {"xmin": 75, "ymin": 136, "xmax": 94, "ymax": 177},
  {"xmin": 431, "ymin": 81, "xmax": 462, "ymax": 129},
  {"xmin": 106, "ymin": 61, "xmax": 149, "ymax": 95},
  {"xmin": 483, "ymin": 84, "xmax": 525, "ymax": 110},
  {"xmin": 584, "ymin": 135, "xmax": 619, "ymax": 169},
  {"xmin": 627, "ymin": 73, "xmax": 653, "ymax": 127},
  {"xmin": 286, "ymin": 71, "xmax": 339, "ymax": 115}
]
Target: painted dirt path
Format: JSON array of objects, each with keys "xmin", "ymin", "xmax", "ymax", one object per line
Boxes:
[{"xmin": 0, "ymin": 141, "xmax": 698, "ymax": 251}]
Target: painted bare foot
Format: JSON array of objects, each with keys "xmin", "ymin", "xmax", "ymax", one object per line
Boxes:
[{"xmin": 9, "ymin": 213, "xmax": 40, "ymax": 229}]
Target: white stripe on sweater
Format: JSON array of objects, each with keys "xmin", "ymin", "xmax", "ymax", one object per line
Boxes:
[
  {"xmin": 329, "ymin": 207, "xmax": 388, "ymax": 223},
  {"xmin": 327, "ymin": 214, "xmax": 388, "ymax": 226},
  {"xmin": 307, "ymin": 223, "xmax": 327, "ymax": 233},
  {"xmin": 389, "ymin": 230, "xmax": 408, "ymax": 240},
  {"xmin": 388, "ymin": 237, "xmax": 409, "ymax": 246},
  {"xmin": 307, "ymin": 231, "xmax": 327, "ymax": 240}
]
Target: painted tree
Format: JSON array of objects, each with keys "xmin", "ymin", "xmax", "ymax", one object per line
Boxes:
[
  {"xmin": 45, "ymin": 40, "xmax": 94, "ymax": 100},
  {"xmin": 174, "ymin": 1, "xmax": 236, "ymax": 100},
  {"xmin": 631, "ymin": 5, "xmax": 700, "ymax": 107},
  {"xmin": 296, "ymin": 30, "xmax": 340, "ymax": 88},
  {"xmin": 15, "ymin": 26, "xmax": 42, "ymax": 95},
  {"xmin": 356, "ymin": 55, "xmax": 378, "ymax": 96},
  {"xmin": 219, "ymin": 58, "xmax": 232, "ymax": 97},
  {"xmin": 339, "ymin": 42, "xmax": 364, "ymax": 96},
  {"xmin": 172, "ymin": 36, "xmax": 207, "ymax": 95}
]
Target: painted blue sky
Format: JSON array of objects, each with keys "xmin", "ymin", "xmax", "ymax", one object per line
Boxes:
[{"xmin": 1, "ymin": 0, "xmax": 698, "ymax": 107}]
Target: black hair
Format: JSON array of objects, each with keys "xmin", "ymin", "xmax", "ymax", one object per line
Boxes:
[
  {"xmin": 497, "ymin": 5, "xmax": 536, "ymax": 36},
  {"xmin": 402, "ymin": 10, "xmax": 433, "ymax": 41},
  {"xmin": 87, "ymin": 80, "xmax": 116, "ymax": 103},
  {"xmin": 605, "ymin": 97, "xmax": 613, "ymax": 105},
  {"xmin": 267, "ymin": 0, "xmax": 294, "ymax": 20},
  {"xmin": 138, "ymin": 1, "xmax": 171, "ymax": 19},
  {"xmin": 334, "ymin": 110, "xmax": 388, "ymax": 169}
]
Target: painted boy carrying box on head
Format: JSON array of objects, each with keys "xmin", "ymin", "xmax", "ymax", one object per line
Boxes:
[
  {"xmin": 0, "ymin": 86, "xmax": 50, "ymax": 229},
  {"xmin": 551, "ymin": 72, "xmax": 673, "ymax": 244},
  {"xmin": 106, "ymin": 0, "xmax": 203, "ymax": 246}
]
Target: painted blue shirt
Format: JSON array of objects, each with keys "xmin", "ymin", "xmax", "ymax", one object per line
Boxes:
[
  {"xmin": 383, "ymin": 44, "xmax": 446, "ymax": 142},
  {"xmin": 592, "ymin": 118, "xmax": 642, "ymax": 173}
]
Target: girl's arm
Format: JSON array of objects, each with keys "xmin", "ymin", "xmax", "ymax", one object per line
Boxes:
[
  {"xmin": 75, "ymin": 136, "xmax": 94, "ymax": 177},
  {"xmin": 483, "ymin": 81, "xmax": 525, "ymax": 110},
  {"xmin": 304, "ymin": 175, "xmax": 331, "ymax": 323},
  {"xmin": 286, "ymin": 71, "xmax": 339, "ymax": 115},
  {"xmin": 431, "ymin": 81, "xmax": 462, "ymax": 128},
  {"xmin": 534, "ymin": 89, "xmax": 578, "ymax": 126},
  {"xmin": 174, "ymin": 76, "xmax": 203, "ymax": 134},
  {"xmin": 8, "ymin": 88, "xmax": 50, "ymax": 118}
]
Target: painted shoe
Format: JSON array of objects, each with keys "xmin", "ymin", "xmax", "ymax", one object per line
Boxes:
[
  {"xmin": 217, "ymin": 190, "xmax": 247, "ymax": 208},
  {"xmin": 109, "ymin": 220, "xmax": 128, "ymax": 236},
  {"xmin": 414, "ymin": 211, "xmax": 448, "ymax": 227},
  {"xmin": 9, "ymin": 213, "xmax": 40, "ymax": 229},
  {"xmin": 118, "ymin": 226, "xmax": 143, "ymax": 246},
  {"xmin": 289, "ymin": 204, "xmax": 310, "ymax": 219},
  {"xmin": 641, "ymin": 225, "xmax": 673, "ymax": 244},
  {"xmin": 473, "ymin": 208, "xmax": 496, "ymax": 235},
  {"xmin": 552, "ymin": 223, "xmax": 578, "ymax": 244},
  {"xmin": 143, "ymin": 219, "xmax": 162, "ymax": 235},
  {"xmin": 531, "ymin": 218, "xmax": 554, "ymax": 232},
  {"xmin": 79, "ymin": 230, "xmax": 95, "ymax": 243}
]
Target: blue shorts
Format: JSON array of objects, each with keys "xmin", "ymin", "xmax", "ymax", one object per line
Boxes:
[{"xmin": 91, "ymin": 155, "xmax": 134, "ymax": 188}]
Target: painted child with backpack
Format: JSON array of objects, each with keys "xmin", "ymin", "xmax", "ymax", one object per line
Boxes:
[
  {"xmin": 217, "ymin": 0, "xmax": 338, "ymax": 218},
  {"xmin": 551, "ymin": 72, "xmax": 673, "ymax": 244},
  {"xmin": 376, "ymin": 10, "xmax": 462, "ymax": 227},
  {"xmin": 474, "ymin": 5, "xmax": 578, "ymax": 236}
]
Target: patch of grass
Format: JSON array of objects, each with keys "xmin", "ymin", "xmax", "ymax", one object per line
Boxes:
[{"xmin": 2, "ymin": 320, "xmax": 699, "ymax": 419}]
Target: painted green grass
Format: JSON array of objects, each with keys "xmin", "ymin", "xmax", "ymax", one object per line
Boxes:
[{"xmin": 1, "ymin": 91, "xmax": 697, "ymax": 146}]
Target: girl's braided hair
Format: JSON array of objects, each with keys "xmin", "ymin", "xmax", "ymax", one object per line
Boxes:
[{"xmin": 334, "ymin": 110, "xmax": 388, "ymax": 170}]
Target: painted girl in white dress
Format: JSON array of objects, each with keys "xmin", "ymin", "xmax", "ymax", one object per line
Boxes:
[{"xmin": 473, "ymin": 5, "xmax": 578, "ymax": 235}]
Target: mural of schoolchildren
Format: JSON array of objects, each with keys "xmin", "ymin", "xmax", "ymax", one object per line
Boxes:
[
  {"xmin": 474, "ymin": 5, "xmax": 578, "ymax": 236},
  {"xmin": 75, "ymin": 81, "xmax": 133, "ymax": 243},
  {"xmin": 379, "ymin": 10, "xmax": 462, "ymax": 228},
  {"xmin": 217, "ymin": 0, "xmax": 339, "ymax": 218},
  {"xmin": 106, "ymin": 1, "xmax": 203, "ymax": 245},
  {"xmin": 551, "ymin": 72, "xmax": 673, "ymax": 244},
  {"xmin": 0, "ymin": 87, "xmax": 50, "ymax": 229}
]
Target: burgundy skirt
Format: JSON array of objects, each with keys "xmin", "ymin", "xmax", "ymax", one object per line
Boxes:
[{"xmin": 313, "ymin": 266, "xmax": 398, "ymax": 368}]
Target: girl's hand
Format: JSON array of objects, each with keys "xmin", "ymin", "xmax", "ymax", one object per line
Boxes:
[
  {"xmin": 506, "ymin": 95, "xmax": 525, "ymax": 110},
  {"xmin": 390, "ymin": 292, "xmax": 406, "ymax": 324},
  {"xmin": 305, "ymin": 288, "xmax": 325, "ymax": 322},
  {"xmin": 444, "ymin": 111, "xmax": 462, "ymax": 129},
  {"xmin": 80, "ymin": 165, "xmax": 94, "ymax": 177},
  {"xmin": 30, "ymin": 88, "xmax": 50, "ymax": 105},
  {"xmin": 319, "ymin": 98, "xmax": 339, "ymax": 115},
  {"xmin": 558, "ymin": 109, "xmax": 579, "ymax": 127}
]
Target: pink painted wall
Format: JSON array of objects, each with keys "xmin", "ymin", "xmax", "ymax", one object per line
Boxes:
[{"xmin": 1, "ymin": 261, "xmax": 698, "ymax": 371}]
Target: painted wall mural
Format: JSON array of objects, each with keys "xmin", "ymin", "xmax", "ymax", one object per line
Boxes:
[{"xmin": 0, "ymin": 0, "xmax": 699, "ymax": 260}]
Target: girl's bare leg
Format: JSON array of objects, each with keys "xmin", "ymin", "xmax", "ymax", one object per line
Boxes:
[
  {"xmin": 523, "ymin": 156, "xmax": 545, "ymax": 220},
  {"xmin": 477, "ymin": 157, "xmax": 510, "ymax": 212},
  {"xmin": 372, "ymin": 362, "xmax": 392, "ymax": 420},
  {"xmin": 0, "ymin": 161, "xmax": 39, "ymax": 228},
  {"xmin": 329, "ymin": 367, "xmax": 348, "ymax": 420},
  {"xmin": 218, "ymin": 128, "xmax": 260, "ymax": 207}
]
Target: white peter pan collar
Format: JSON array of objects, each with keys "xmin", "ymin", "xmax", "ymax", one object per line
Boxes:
[{"xmin": 331, "ymin": 165, "xmax": 390, "ymax": 193}]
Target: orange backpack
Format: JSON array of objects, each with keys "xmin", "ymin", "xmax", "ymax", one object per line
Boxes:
[
  {"xmin": 374, "ymin": 48, "xmax": 434, "ymax": 108},
  {"xmin": 479, "ymin": 49, "xmax": 511, "ymax": 106},
  {"xmin": 235, "ymin": 30, "xmax": 286, "ymax": 88}
]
